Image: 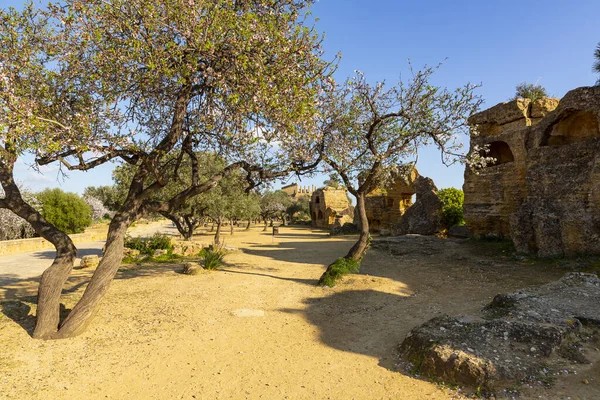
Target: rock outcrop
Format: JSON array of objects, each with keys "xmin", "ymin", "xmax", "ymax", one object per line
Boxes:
[
  {"xmin": 364, "ymin": 165, "xmax": 418, "ymax": 233},
  {"xmin": 464, "ymin": 86, "xmax": 600, "ymax": 256},
  {"xmin": 393, "ymin": 176, "xmax": 443, "ymax": 235},
  {"xmin": 399, "ymin": 273, "xmax": 600, "ymax": 395}
]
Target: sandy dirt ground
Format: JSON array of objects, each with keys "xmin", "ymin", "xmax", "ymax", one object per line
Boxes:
[{"xmin": 0, "ymin": 225, "xmax": 597, "ymax": 399}]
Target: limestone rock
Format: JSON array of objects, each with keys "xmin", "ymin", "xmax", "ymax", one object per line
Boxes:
[
  {"xmin": 181, "ymin": 262, "xmax": 203, "ymax": 275},
  {"xmin": 393, "ymin": 176, "xmax": 443, "ymax": 235},
  {"xmin": 468, "ymin": 98, "xmax": 531, "ymax": 127},
  {"xmin": 80, "ymin": 255, "xmax": 100, "ymax": 269},
  {"xmin": 399, "ymin": 273, "xmax": 600, "ymax": 394},
  {"xmin": 447, "ymin": 225, "xmax": 472, "ymax": 239},
  {"xmin": 122, "ymin": 248, "xmax": 140, "ymax": 259},
  {"xmin": 172, "ymin": 241, "xmax": 205, "ymax": 256},
  {"xmin": 463, "ymin": 88, "xmax": 600, "ymax": 256},
  {"xmin": 309, "ymin": 187, "xmax": 354, "ymax": 229},
  {"xmin": 365, "ymin": 165, "xmax": 418, "ymax": 233},
  {"xmin": 153, "ymin": 249, "xmax": 168, "ymax": 257},
  {"xmin": 531, "ymin": 97, "xmax": 559, "ymax": 118}
]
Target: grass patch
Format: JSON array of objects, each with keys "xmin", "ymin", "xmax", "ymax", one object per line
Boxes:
[{"xmin": 318, "ymin": 257, "xmax": 361, "ymax": 287}]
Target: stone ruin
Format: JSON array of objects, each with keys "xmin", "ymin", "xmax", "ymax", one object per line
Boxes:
[
  {"xmin": 309, "ymin": 187, "xmax": 354, "ymax": 229},
  {"xmin": 364, "ymin": 166, "xmax": 446, "ymax": 236},
  {"xmin": 464, "ymin": 86, "xmax": 600, "ymax": 257},
  {"xmin": 365, "ymin": 166, "xmax": 418, "ymax": 233},
  {"xmin": 281, "ymin": 183, "xmax": 315, "ymax": 200}
]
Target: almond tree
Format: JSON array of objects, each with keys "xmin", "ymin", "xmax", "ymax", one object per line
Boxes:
[
  {"xmin": 0, "ymin": 5, "xmax": 114, "ymax": 338},
  {"xmin": 27, "ymin": 0, "xmax": 331, "ymax": 338},
  {"xmin": 318, "ymin": 66, "xmax": 481, "ymax": 285}
]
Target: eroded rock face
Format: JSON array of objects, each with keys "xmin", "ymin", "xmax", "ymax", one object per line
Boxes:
[
  {"xmin": 364, "ymin": 165, "xmax": 418, "ymax": 233},
  {"xmin": 393, "ymin": 176, "xmax": 443, "ymax": 235},
  {"xmin": 399, "ymin": 273, "xmax": 600, "ymax": 394},
  {"xmin": 464, "ymin": 87, "xmax": 600, "ymax": 256},
  {"xmin": 80, "ymin": 255, "xmax": 100, "ymax": 269}
]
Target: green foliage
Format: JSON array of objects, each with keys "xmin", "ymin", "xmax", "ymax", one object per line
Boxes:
[
  {"xmin": 318, "ymin": 257, "xmax": 361, "ymax": 287},
  {"xmin": 512, "ymin": 82, "xmax": 548, "ymax": 102},
  {"xmin": 124, "ymin": 232, "xmax": 173, "ymax": 256},
  {"xmin": 323, "ymin": 173, "xmax": 343, "ymax": 189},
  {"xmin": 202, "ymin": 248, "xmax": 225, "ymax": 270},
  {"xmin": 83, "ymin": 186, "xmax": 122, "ymax": 211},
  {"xmin": 286, "ymin": 195, "xmax": 311, "ymax": 223},
  {"xmin": 438, "ymin": 188, "xmax": 464, "ymax": 228},
  {"xmin": 37, "ymin": 188, "xmax": 92, "ymax": 234}
]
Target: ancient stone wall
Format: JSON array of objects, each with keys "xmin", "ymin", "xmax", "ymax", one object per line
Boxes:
[
  {"xmin": 364, "ymin": 166, "xmax": 418, "ymax": 233},
  {"xmin": 309, "ymin": 187, "xmax": 354, "ymax": 229},
  {"xmin": 464, "ymin": 86, "xmax": 600, "ymax": 257},
  {"xmin": 281, "ymin": 183, "xmax": 316, "ymax": 199}
]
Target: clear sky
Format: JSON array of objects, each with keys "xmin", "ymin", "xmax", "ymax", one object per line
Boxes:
[{"xmin": 5, "ymin": 0, "xmax": 600, "ymax": 194}]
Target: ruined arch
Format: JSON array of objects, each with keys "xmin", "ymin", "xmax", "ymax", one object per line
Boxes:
[
  {"xmin": 481, "ymin": 141, "xmax": 515, "ymax": 166},
  {"xmin": 541, "ymin": 111, "xmax": 600, "ymax": 147}
]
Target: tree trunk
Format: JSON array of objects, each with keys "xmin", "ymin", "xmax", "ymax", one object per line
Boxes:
[
  {"xmin": 230, "ymin": 220, "xmax": 234, "ymax": 235},
  {"xmin": 0, "ymin": 158, "xmax": 77, "ymax": 339},
  {"xmin": 246, "ymin": 219, "xmax": 251, "ymax": 230},
  {"xmin": 214, "ymin": 219, "xmax": 222, "ymax": 245},
  {"xmin": 263, "ymin": 219, "xmax": 267, "ymax": 231},
  {"xmin": 52, "ymin": 213, "xmax": 132, "ymax": 338},
  {"xmin": 210, "ymin": 222, "xmax": 215, "ymax": 232},
  {"xmin": 344, "ymin": 191, "xmax": 370, "ymax": 260}
]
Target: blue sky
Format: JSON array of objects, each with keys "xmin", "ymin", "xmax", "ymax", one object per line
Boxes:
[{"xmin": 6, "ymin": 0, "xmax": 600, "ymax": 194}]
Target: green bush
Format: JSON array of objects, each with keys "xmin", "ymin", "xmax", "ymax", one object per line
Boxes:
[
  {"xmin": 124, "ymin": 232, "xmax": 173, "ymax": 256},
  {"xmin": 202, "ymin": 248, "xmax": 225, "ymax": 270},
  {"xmin": 37, "ymin": 188, "xmax": 92, "ymax": 234},
  {"xmin": 512, "ymin": 82, "xmax": 548, "ymax": 103},
  {"xmin": 318, "ymin": 257, "xmax": 361, "ymax": 287},
  {"xmin": 438, "ymin": 188, "xmax": 465, "ymax": 228}
]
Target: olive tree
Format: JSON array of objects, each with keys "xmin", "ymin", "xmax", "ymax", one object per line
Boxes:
[
  {"xmin": 317, "ymin": 65, "xmax": 481, "ymax": 284},
  {"xmin": 28, "ymin": 0, "xmax": 330, "ymax": 338}
]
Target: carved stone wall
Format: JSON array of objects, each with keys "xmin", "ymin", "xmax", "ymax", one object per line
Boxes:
[
  {"xmin": 309, "ymin": 188, "xmax": 354, "ymax": 229},
  {"xmin": 464, "ymin": 87, "xmax": 600, "ymax": 257},
  {"xmin": 364, "ymin": 166, "xmax": 418, "ymax": 233}
]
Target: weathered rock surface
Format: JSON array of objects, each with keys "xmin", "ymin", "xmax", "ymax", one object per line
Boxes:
[
  {"xmin": 393, "ymin": 176, "xmax": 443, "ymax": 235},
  {"xmin": 172, "ymin": 241, "xmax": 206, "ymax": 256},
  {"xmin": 464, "ymin": 86, "xmax": 600, "ymax": 256},
  {"xmin": 153, "ymin": 249, "xmax": 168, "ymax": 257},
  {"xmin": 447, "ymin": 225, "xmax": 473, "ymax": 239},
  {"xmin": 309, "ymin": 187, "xmax": 354, "ymax": 229},
  {"xmin": 80, "ymin": 255, "xmax": 100, "ymax": 269},
  {"xmin": 365, "ymin": 165, "xmax": 418, "ymax": 233},
  {"xmin": 399, "ymin": 273, "xmax": 600, "ymax": 394},
  {"xmin": 181, "ymin": 262, "xmax": 203, "ymax": 275}
]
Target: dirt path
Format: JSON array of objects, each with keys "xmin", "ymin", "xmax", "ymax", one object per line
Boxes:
[
  {"xmin": 0, "ymin": 220, "xmax": 174, "ymax": 287},
  {"xmin": 0, "ymin": 226, "xmax": 596, "ymax": 399}
]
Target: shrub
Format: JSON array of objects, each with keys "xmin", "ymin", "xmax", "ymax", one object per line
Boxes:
[
  {"xmin": 83, "ymin": 195, "xmax": 110, "ymax": 221},
  {"xmin": 124, "ymin": 232, "xmax": 173, "ymax": 256},
  {"xmin": 202, "ymin": 248, "xmax": 225, "ymax": 270},
  {"xmin": 438, "ymin": 188, "xmax": 465, "ymax": 228},
  {"xmin": 37, "ymin": 188, "xmax": 92, "ymax": 234},
  {"xmin": 318, "ymin": 257, "xmax": 361, "ymax": 287},
  {"xmin": 512, "ymin": 82, "xmax": 548, "ymax": 103}
]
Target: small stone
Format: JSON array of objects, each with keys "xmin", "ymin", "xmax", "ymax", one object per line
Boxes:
[
  {"xmin": 80, "ymin": 255, "xmax": 100, "ymax": 269},
  {"xmin": 182, "ymin": 262, "xmax": 203, "ymax": 275},
  {"xmin": 582, "ymin": 379, "xmax": 590, "ymax": 385},
  {"xmin": 530, "ymin": 347, "xmax": 536, "ymax": 353}
]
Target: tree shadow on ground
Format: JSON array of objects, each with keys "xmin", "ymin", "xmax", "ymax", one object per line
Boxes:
[
  {"xmin": 0, "ymin": 260, "xmax": 189, "ymax": 336},
  {"xmin": 28, "ymin": 244, "xmax": 105, "ymax": 261}
]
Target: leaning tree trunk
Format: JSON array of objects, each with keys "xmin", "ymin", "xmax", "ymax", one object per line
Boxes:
[
  {"xmin": 161, "ymin": 212, "xmax": 192, "ymax": 241},
  {"xmin": 344, "ymin": 191, "xmax": 370, "ymax": 260},
  {"xmin": 246, "ymin": 219, "xmax": 251, "ymax": 230},
  {"xmin": 214, "ymin": 218, "xmax": 222, "ymax": 246},
  {"xmin": 263, "ymin": 219, "xmax": 268, "ymax": 231},
  {"xmin": 0, "ymin": 159, "xmax": 77, "ymax": 339},
  {"xmin": 52, "ymin": 213, "xmax": 132, "ymax": 338}
]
